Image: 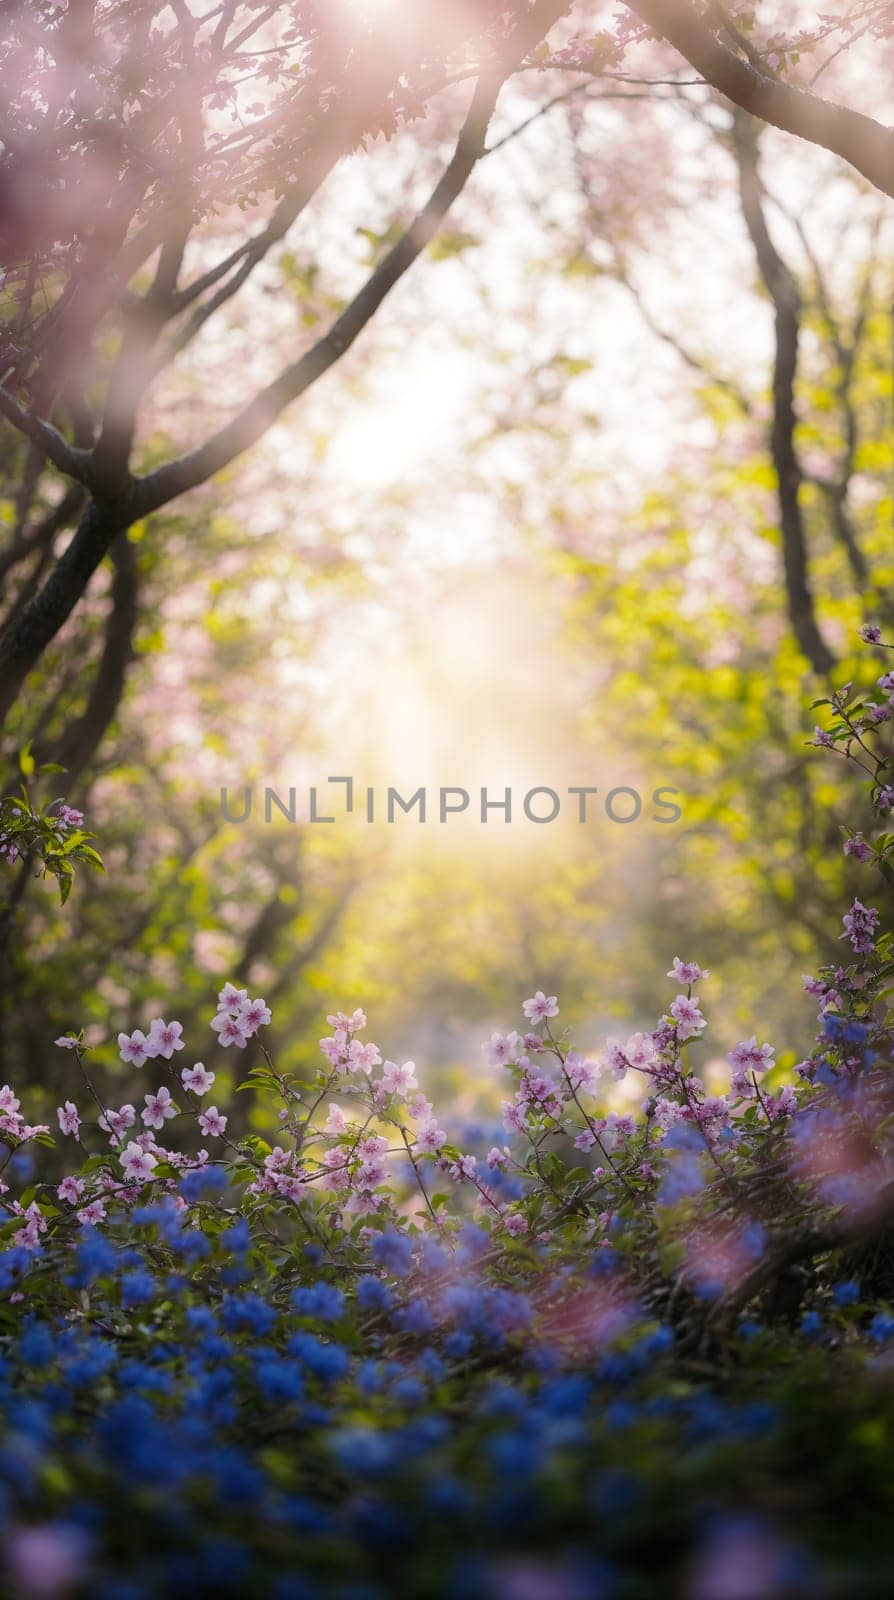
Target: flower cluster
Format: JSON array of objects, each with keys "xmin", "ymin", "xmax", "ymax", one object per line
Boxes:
[
  {"xmin": 0, "ymin": 914, "xmax": 889, "ymax": 1597},
  {"xmin": 0, "ymin": 764, "xmax": 102, "ymax": 904},
  {"xmin": 0, "ymin": 634, "xmax": 892, "ymax": 1594}
]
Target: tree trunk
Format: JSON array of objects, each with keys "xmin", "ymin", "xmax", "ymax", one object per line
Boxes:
[{"xmin": 0, "ymin": 496, "xmax": 126, "ymax": 730}]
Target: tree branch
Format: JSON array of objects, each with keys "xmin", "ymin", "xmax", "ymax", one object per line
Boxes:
[
  {"xmin": 0, "ymin": 481, "xmax": 85, "ymax": 598},
  {"xmin": 0, "ymin": 497, "xmax": 130, "ymax": 727},
  {"xmin": 0, "ymin": 0, "xmax": 571, "ymax": 723},
  {"xmin": 0, "ymin": 388, "xmax": 92, "ymax": 483},
  {"xmin": 731, "ymin": 114, "xmax": 836, "ymax": 675},
  {"xmin": 131, "ymin": 98, "xmax": 499, "ymax": 508},
  {"xmin": 627, "ymin": 0, "xmax": 894, "ymax": 198},
  {"xmin": 37, "ymin": 531, "xmax": 139, "ymax": 785}
]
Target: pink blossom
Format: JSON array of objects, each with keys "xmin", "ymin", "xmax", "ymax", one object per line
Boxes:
[
  {"xmin": 522, "ymin": 991, "xmax": 559, "ymax": 1024},
  {"xmin": 265, "ymin": 1147, "xmax": 292, "ymax": 1172},
  {"xmin": 273, "ymin": 1171, "xmax": 307, "ymax": 1200},
  {"xmin": 323, "ymin": 1103, "xmax": 348, "ymax": 1134},
  {"xmin": 98, "ymin": 1104, "xmax": 136, "ymax": 1144},
  {"xmin": 669, "ymin": 995, "xmax": 706, "ymax": 1039},
  {"xmin": 57, "ymin": 1176, "xmax": 85, "ymax": 1204},
  {"xmin": 120, "ymin": 1142, "xmax": 158, "ymax": 1184},
  {"xmin": 56, "ymin": 1102, "xmax": 80, "ymax": 1140},
  {"xmin": 844, "ymin": 836, "xmax": 871, "ymax": 860},
  {"xmin": 602, "ymin": 1040, "xmax": 629, "ymax": 1080},
  {"xmin": 0, "ymin": 1085, "xmax": 21, "ymax": 1115},
  {"xmin": 181, "ymin": 1062, "xmax": 215, "ymax": 1095},
  {"xmin": 667, "ymin": 957, "xmax": 709, "ymax": 984},
  {"xmin": 502, "ymin": 1098, "xmax": 529, "ymax": 1135},
  {"xmin": 218, "ymin": 983, "xmax": 248, "ymax": 1010},
  {"xmin": 415, "ymin": 1115, "xmax": 446, "ymax": 1154},
  {"xmin": 623, "ymin": 1032, "xmax": 656, "ymax": 1072},
  {"xmin": 605, "ymin": 1112, "xmax": 637, "ymax": 1150},
  {"xmin": 141, "ymin": 1087, "xmax": 177, "ymax": 1130},
  {"xmin": 698, "ymin": 1096, "xmax": 732, "ymax": 1124},
  {"xmin": 654, "ymin": 1098, "xmax": 683, "ymax": 1129},
  {"xmin": 53, "ymin": 1035, "xmax": 80, "ymax": 1051},
  {"xmin": 358, "ymin": 1135, "xmax": 389, "ymax": 1159},
  {"xmin": 321, "ymin": 1149, "xmax": 350, "ymax": 1191},
  {"xmin": 574, "ymin": 1129, "xmax": 598, "ymax": 1152},
  {"xmin": 320, "ymin": 1029, "xmax": 348, "ymax": 1065},
  {"xmin": 380, "ymin": 1058, "xmax": 418, "ymax": 1096},
  {"xmin": 449, "ymin": 1154, "xmax": 477, "ymax": 1181},
  {"xmin": 565, "ymin": 1050, "xmax": 598, "ymax": 1091},
  {"xmin": 517, "ymin": 1069, "xmax": 563, "ymax": 1119},
  {"xmin": 348, "ymin": 1039, "xmax": 381, "ymax": 1075},
  {"xmin": 486, "ymin": 1031, "xmax": 520, "ymax": 1067},
  {"xmin": 766, "ymin": 1085, "xmax": 797, "ymax": 1120},
  {"xmin": 211, "ymin": 1012, "xmax": 248, "ymax": 1048},
  {"xmin": 486, "ymin": 1146, "xmax": 509, "ymax": 1169},
  {"xmin": 503, "ymin": 1212, "xmax": 527, "ymax": 1235},
  {"xmin": 15, "ymin": 1200, "xmax": 48, "ymax": 1250},
  {"xmin": 729, "ymin": 1037, "xmax": 775, "ymax": 1075},
  {"xmin": 7, "ymin": 1522, "xmax": 90, "ymax": 1598},
  {"xmin": 238, "ymin": 997, "xmax": 271, "ymax": 1034},
  {"xmin": 327, "ymin": 1007, "xmax": 367, "ymax": 1032},
  {"xmin": 198, "ymin": 1106, "xmax": 227, "ymax": 1137},
  {"xmin": 77, "ymin": 1199, "xmax": 107, "ymax": 1225},
  {"xmin": 345, "ymin": 1190, "xmax": 383, "ymax": 1216},
  {"xmin": 357, "ymin": 1158, "xmax": 388, "ymax": 1188},
  {"xmin": 118, "ymin": 1029, "xmax": 150, "ymax": 1067},
  {"xmin": 146, "ymin": 1018, "xmax": 184, "ymax": 1060},
  {"xmin": 841, "ymin": 899, "xmax": 879, "ymax": 954},
  {"xmin": 54, "ymin": 804, "xmax": 85, "ymax": 830},
  {"xmin": 729, "ymin": 1037, "xmax": 775, "ymax": 1094}
]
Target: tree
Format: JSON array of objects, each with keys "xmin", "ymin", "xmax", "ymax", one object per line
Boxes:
[
  {"xmin": 626, "ymin": 0, "xmax": 894, "ymax": 196},
  {"xmin": 1, "ymin": 0, "xmax": 893, "ymax": 740}
]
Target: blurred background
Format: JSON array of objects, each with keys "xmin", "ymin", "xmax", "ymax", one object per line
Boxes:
[{"xmin": 1, "ymin": 0, "xmax": 892, "ymax": 1129}]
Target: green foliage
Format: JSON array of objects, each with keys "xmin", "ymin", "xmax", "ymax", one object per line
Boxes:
[{"xmin": 0, "ymin": 751, "xmax": 104, "ymax": 907}]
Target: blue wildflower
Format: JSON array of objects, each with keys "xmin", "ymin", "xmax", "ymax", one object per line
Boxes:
[
  {"xmin": 179, "ymin": 1165, "xmax": 228, "ymax": 1203},
  {"xmin": 831, "ymin": 1279, "xmax": 860, "ymax": 1307},
  {"xmin": 220, "ymin": 1292, "xmax": 276, "ymax": 1337},
  {"xmin": 291, "ymin": 1282, "xmax": 345, "ymax": 1322},
  {"xmin": 288, "ymin": 1331, "xmax": 350, "ymax": 1383},
  {"xmin": 369, "ymin": 1230, "xmax": 414, "ymax": 1275},
  {"xmin": 356, "ymin": 1276, "xmax": 394, "ymax": 1313}
]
